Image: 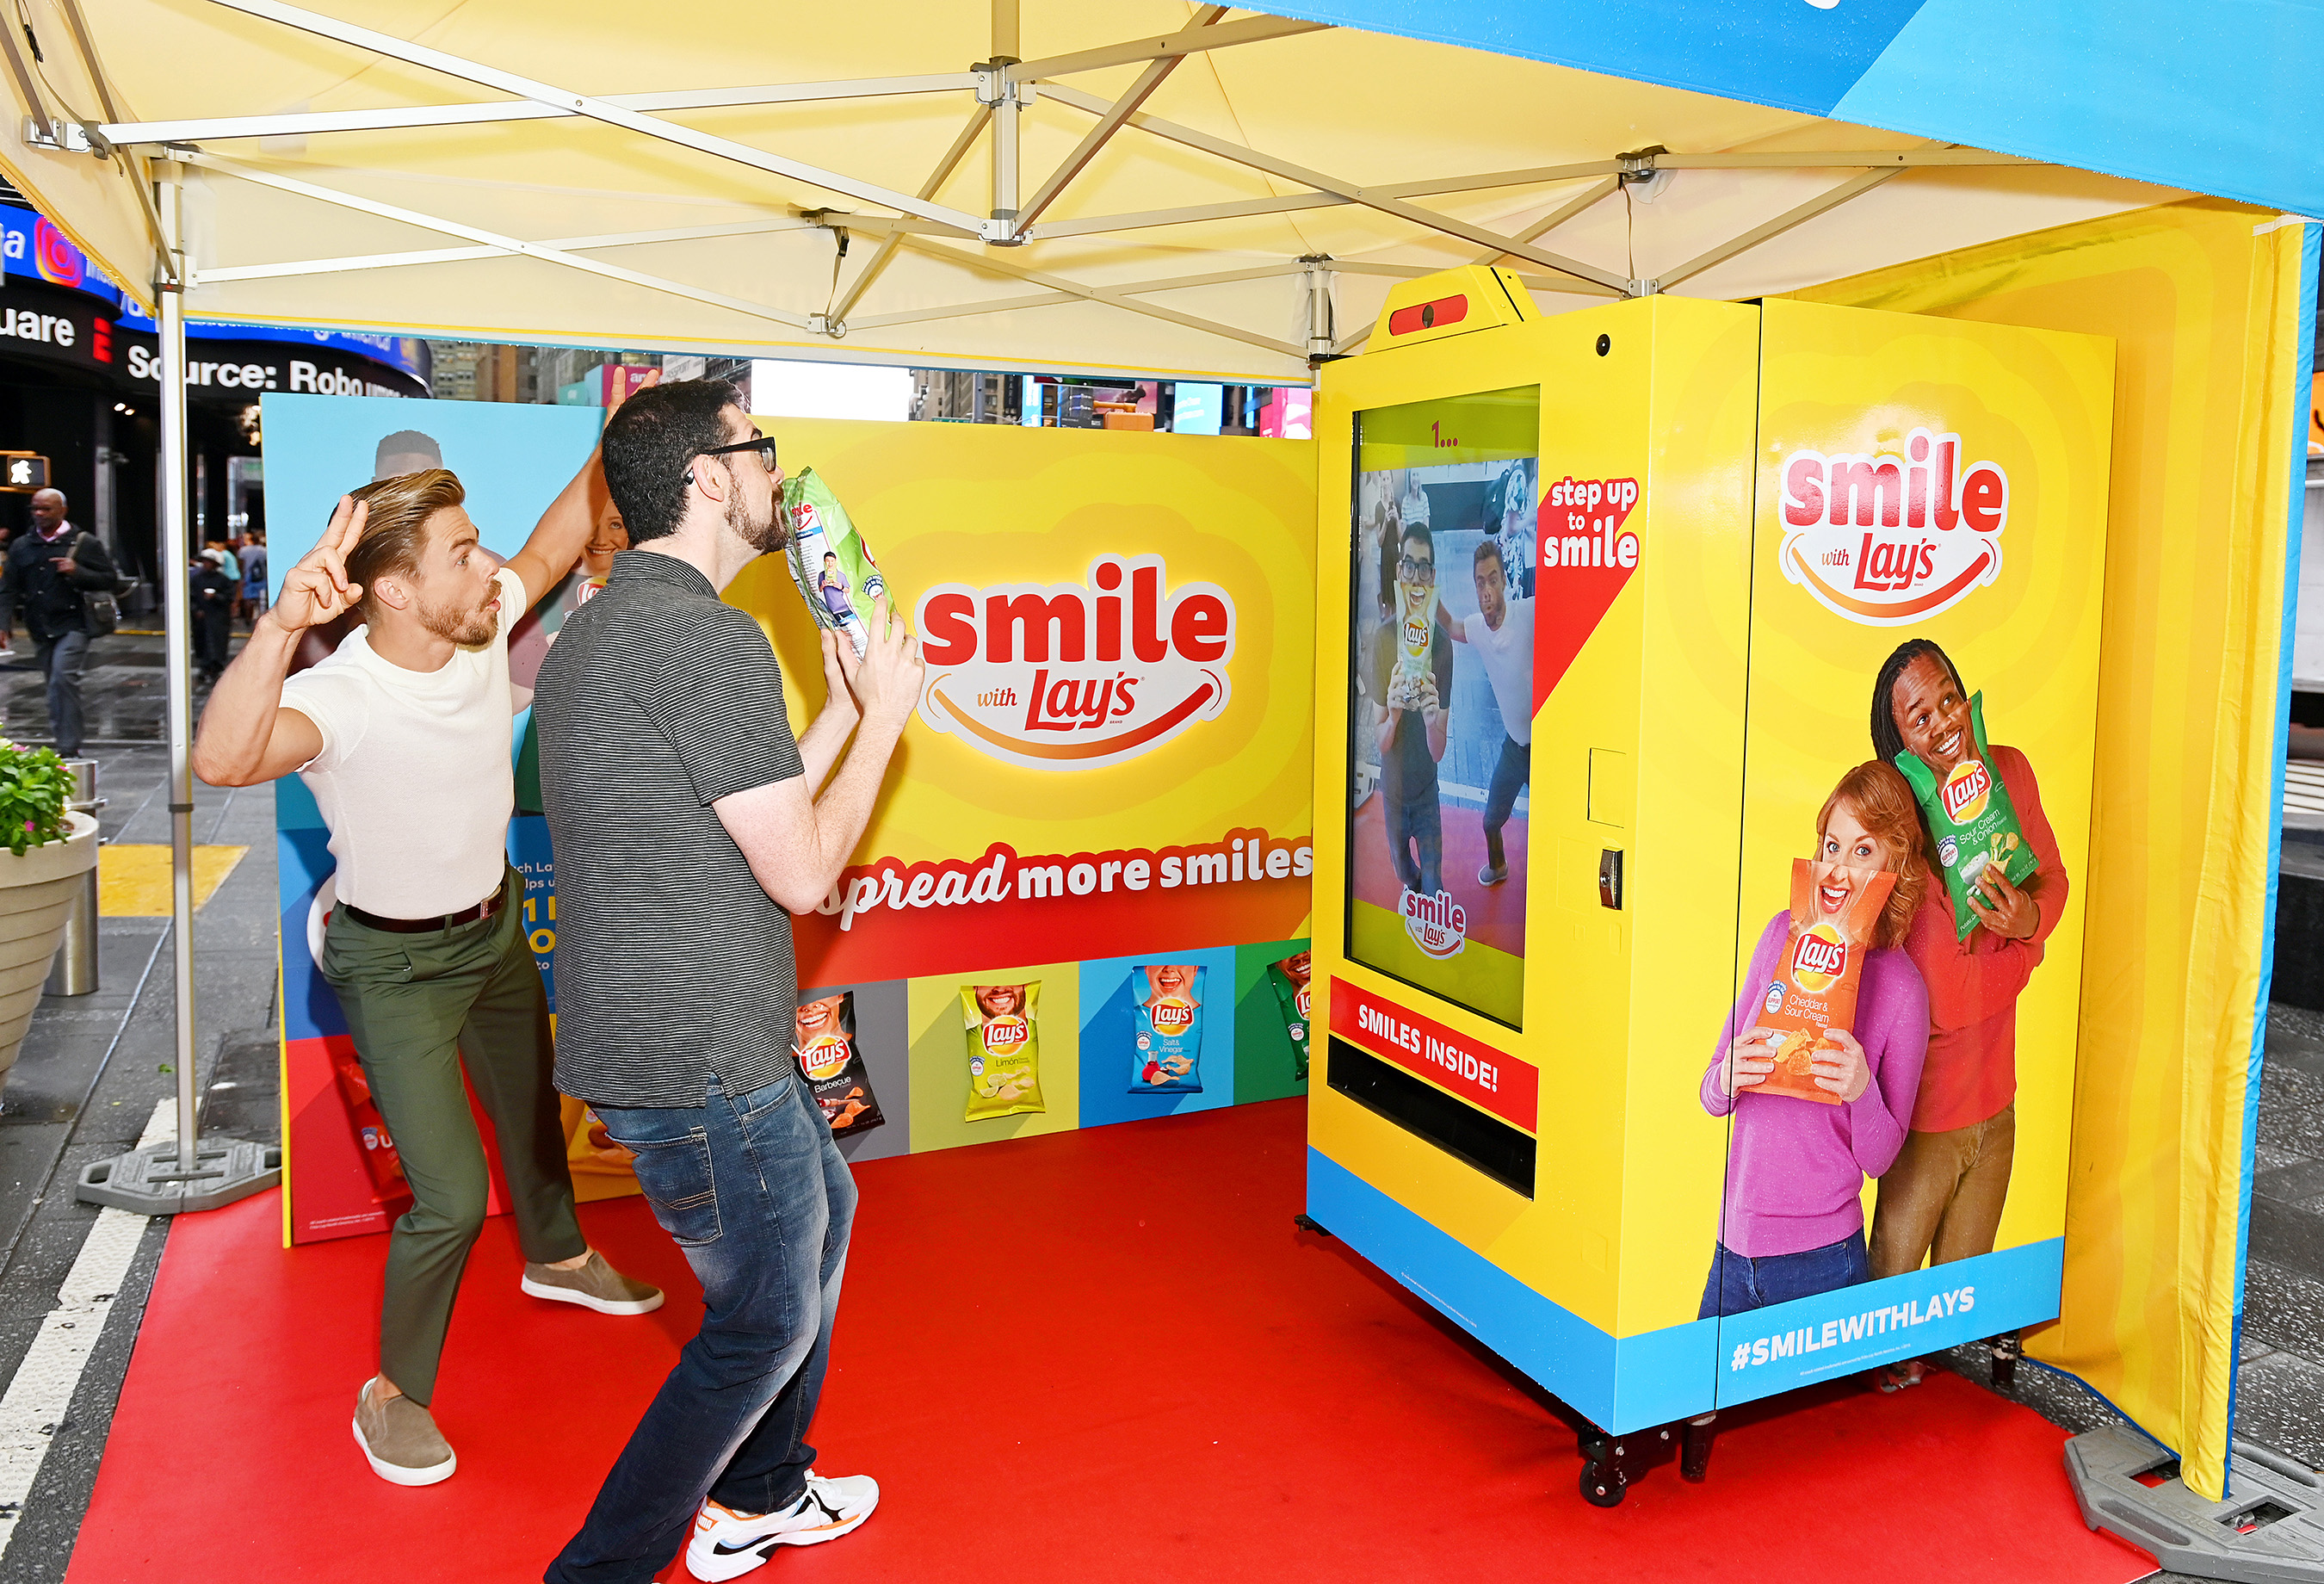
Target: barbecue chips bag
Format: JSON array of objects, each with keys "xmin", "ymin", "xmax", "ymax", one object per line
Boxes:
[
  {"xmin": 781, "ymin": 468, "xmax": 890, "ymax": 659},
  {"xmin": 1268, "ymin": 951, "xmax": 1312, "ymax": 1082},
  {"xmin": 794, "ymin": 992, "xmax": 887, "ymax": 1138},
  {"xmin": 963, "ymin": 981, "xmax": 1044, "ymax": 1120},
  {"xmin": 1894, "ymin": 692, "xmax": 2038, "ymax": 941},
  {"xmin": 1131, "ymin": 964, "xmax": 1205, "ymax": 1093},
  {"xmin": 1752, "ymin": 860, "xmax": 1897, "ymax": 1106}
]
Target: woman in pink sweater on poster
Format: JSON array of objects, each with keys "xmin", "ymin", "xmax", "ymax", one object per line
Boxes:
[{"xmin": 1697, "ymin": 763, "xmax": 1933, "ymax": 1316}]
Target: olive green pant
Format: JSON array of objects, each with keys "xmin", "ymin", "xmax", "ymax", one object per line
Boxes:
[{"xmin": 320, "ymin": 865, "xmax": 584, "ymax": 1407}]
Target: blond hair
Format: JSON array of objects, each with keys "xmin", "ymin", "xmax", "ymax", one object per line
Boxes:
[{"xmin": 344, "ymin": 468, "xmax": 464, "ymax": 616}]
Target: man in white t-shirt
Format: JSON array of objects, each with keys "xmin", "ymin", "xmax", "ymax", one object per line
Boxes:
[
  {"xmin": 1449, "ymin": 537, "xmax": 1534, "ymax": 887},
  {"xmin": 191, "ymin": 459, "xmax": 660, "ymax": 1490}
]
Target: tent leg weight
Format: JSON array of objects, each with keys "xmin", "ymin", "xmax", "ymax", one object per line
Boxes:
[{"xmin": 1989, "ymin": 1331, "xmax": 2022, "ymax": 1389}]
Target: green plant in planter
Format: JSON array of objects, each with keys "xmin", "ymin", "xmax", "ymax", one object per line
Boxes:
[{"xmin": 0, "ymin": 739, "xmax": 73, "ymax": 857}]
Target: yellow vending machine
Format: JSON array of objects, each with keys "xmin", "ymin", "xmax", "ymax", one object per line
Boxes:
[{"xmin": 1306, "ymin": 269, "xmax": 2113, "ymax": 1504}]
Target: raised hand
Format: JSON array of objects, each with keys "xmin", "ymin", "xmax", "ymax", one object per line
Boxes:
[
  {"xmin": 833, "ymin": 591, "xmax": 924, "ymax": 733},
  {"xmin": 271, "ymin": 495, "xmax": 368, "ymax": 632}
]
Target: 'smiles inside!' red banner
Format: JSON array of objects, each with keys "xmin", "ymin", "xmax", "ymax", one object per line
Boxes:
[{"xmin": 1329, "ymin": 979, "xmax": 1537, "ymax": 1133}]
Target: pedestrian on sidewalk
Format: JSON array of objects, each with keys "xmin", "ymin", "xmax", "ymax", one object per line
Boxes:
[
  {"xmin": 190, "ymin": 436, "xmax": 664, "ymax": 1490},
  {"xmin": 189, "ymin": 548, "xmax": 236, "ymax": 684},
  {"xmin": 534, "ymin": 381, "xmax": 922, "ymax": 1584},
  {"xmin": 7, "ymin": 489, "xmax": 115, "ymax": 758},
  {"xmin": 240, "ymin": 528, "xmax": 269, "ymax": 619}
]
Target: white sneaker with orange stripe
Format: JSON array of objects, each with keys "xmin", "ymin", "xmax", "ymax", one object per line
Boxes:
[{"xmin": 685, "ymin": 1471, "xmax": 880, "ymax": 1581}]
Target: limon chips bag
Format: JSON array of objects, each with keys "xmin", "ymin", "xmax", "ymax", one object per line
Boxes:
[
  {"xmin": 1894, "ymin": 692, "xmax": 2037, "ymax": 941},
  {"xmin": 1753, "ymin": 860, "xmax": 1897, "ymax": 1106},
  {"xmin": 781, "ymin": 467, "xmax": 890, "ymax": 659},
  {"xmin": 1131, "ymin": 963, "xmax": 1205, "ymax": 1093},
  {"xmin": 963, "ymin": 981, "xmax": 1043, "ymax": 1120},
  {"xmin": 1268, "ymin": 951, "xmax": 1312, "ymax": 1082},
  {"xmin": 794, "ymin": 991, "xmax": 887, "ymax": 1138}
]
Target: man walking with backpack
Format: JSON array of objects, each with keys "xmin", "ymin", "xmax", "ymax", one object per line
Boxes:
[{"xmin": 8, "ymin": 488, "xmax": 116, "ymax": 758}]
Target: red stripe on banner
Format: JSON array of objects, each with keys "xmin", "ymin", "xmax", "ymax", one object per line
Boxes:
[{"xmin": 1328, "ymin": 979, "xmax": 1537, "ymax": 1132}]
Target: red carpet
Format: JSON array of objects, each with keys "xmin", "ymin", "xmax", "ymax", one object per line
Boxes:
[
  {"xmin": 67, "ymin": 1099, "xmax": 2152, "ymax": 1583},
  {"xmin": 1351, "ymin": 794, "xmax": 1529, "ymax": 953}
]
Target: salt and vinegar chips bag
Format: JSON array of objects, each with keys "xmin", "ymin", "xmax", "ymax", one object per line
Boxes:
[
  {"xmin": 1131, "ymin": 964, "xmax": 1205, "ymax": 1093},
  {"xmin": 781, "ymin": 468, "xmax": 890, "ymax": 659},
  {"xmin": 1894, "ymin": 692, "xmax": 2038, "ymax": 941},
  {"xmin": 794, "ymin": 991, "xmax": 887, "ymax": 1138},
  {"xmin": 962, "ymin": 982, "xmax": 1044, "ymax": 1120},
  {"xmin": 1268, "ymin": 951, "xmax": 1313, "ymax": 1082},
  {"xmin": 1753, "ymin": 861, "xmax": 1897, "ymax": 1106}
]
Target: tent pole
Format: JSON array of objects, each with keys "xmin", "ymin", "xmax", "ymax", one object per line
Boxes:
[
  {"xmin": 70, "ymin": 166, "xmax": 281, "ymax": 1216},
  {"xmin": 156, "ymin": 171, "xmax": 198, "ymax": 1176}
]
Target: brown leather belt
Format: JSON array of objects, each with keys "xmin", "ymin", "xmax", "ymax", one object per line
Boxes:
[{"xmin": 343, "ymin": 888, "xmax": 505, "ymax": 934}]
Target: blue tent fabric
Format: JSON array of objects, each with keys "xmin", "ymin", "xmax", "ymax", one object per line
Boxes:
[{"xmin": 1264, "ymin": 0, "xmax": 2324, "ymax": 220}]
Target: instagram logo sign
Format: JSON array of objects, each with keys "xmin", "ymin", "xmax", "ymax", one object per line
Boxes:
[{"xmin": 32, "ymin": 220, "xmax": 82, "ymax": 290}]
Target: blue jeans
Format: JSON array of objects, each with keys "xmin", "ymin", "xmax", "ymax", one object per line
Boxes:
[
  {"xmin": 1384, "ymin": 782, "xmax": 1442, "ymax": 896},
  {"xmin": 38, "ymin": 628, "xmax": 87, "ymax": 757},
  {"xmin": 1697, "ymin": 1229, "xmax": 1869, "ymax": 1317},
  {"xmin": 546, "ymin": 1076, "xmax": 856, "ymax": 1584},
  {"xmin": 1482, "ymin": 735, "xmax": 1530, "ymax": 869}
]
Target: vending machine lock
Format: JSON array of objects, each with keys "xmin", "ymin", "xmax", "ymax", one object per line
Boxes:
[{"xmin": 1598, "ymin": 849, "xmax": 1624, "ymax": 910}]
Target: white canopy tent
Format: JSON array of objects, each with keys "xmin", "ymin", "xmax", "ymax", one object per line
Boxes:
[{"xmin": 0, "ymin": 0, "xmax": 2191, "ymax": 1187}]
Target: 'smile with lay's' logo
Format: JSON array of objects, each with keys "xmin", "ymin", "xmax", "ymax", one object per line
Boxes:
[
  {"xmin": 1401, "ymin": 888, "xmax": 1467, "ymax": 960},
  {"xmin": 915, "ymin": 555, "xmax": 1233, "ymax": 772},
  {"xmin": 1941, "ymin": 760, "xmax": 1993, "ymax": 823},
  {"xmin": 1777, "ymin": 425, "xmax": 2010, "ymax": 627}
]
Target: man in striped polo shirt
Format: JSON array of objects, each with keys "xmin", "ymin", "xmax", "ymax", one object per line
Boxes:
[{"xmin": 534, "ymin": 381, "xmax": 922, "ymax": 1584}]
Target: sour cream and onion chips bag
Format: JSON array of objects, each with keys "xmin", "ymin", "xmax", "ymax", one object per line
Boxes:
[{"xmin": 1894, "ymin": 691, "xmax": 2038, "ymax": 941}]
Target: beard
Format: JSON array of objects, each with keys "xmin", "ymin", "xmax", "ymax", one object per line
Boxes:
[
  {"xmin": 417, "ymin": 588, "xmax": 498, "ymax": 647},
  {"xmin": 728, "ymin": 487, "xmax": 789, "ymax": 554}
]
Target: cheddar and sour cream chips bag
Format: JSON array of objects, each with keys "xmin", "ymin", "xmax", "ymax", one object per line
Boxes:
[{"xmin": 1754, "ymin": 860, "xmax": 1895, "ymax": 1107}]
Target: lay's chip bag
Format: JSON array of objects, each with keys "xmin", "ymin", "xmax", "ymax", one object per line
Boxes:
[
  {"xmin": 794, "ymin": 991, "xmax": 887, "ymax": 1138},
  {"xmin": 1268, "ymin": 950, "xmax": 1312, "ymax": 1082},
  {"xmin": 1894, "ymin": 692, "xmax": 2037, "ymax": 941},
  {"xmin": 1131, "ymin": 963, "xmax": 1205, "ymax": 1093},
  {"xmin": 963, "ymin": 981, "xmax": 1043, "ymax": 1121},
  {"xmin": 1754, "ymin": 860, "xmax": 1896, "ymax": 1106},
  {"xmin": 782, "ymin": 467, "xmax": 890, "ymax": 659}
]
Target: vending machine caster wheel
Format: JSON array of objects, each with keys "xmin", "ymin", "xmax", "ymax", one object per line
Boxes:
[
  {"xmin": 1581, "ymin": 1463, "xmax": 1627, "ymax": 1507},
  {"xmin": 1680, "ymin": 1413, "xmax": 1716, "ymax": 1482},
  {"xmin": 1989, "ymin": 1330, "xmax": 2021, "ymax": 1389},
  {"xmin": 1293, "ymin": 1213, "xmax": 1330, "ymax": 1236}
]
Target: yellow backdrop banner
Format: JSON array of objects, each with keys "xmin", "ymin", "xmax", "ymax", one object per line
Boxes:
[{"xmin": 1793, "ymin": 198, "xmax": 2315, "ymax": 1500}]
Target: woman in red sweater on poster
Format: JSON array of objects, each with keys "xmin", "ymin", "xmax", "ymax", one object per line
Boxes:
[{"xmin": 1866, "ymin": 640, "xmax": 2068, "ymax": 1385}]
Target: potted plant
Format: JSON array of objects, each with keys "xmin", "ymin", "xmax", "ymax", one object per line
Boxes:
[{"xmin": 0, "ymin": 739, "xmax": 97, "ymax": 1083}]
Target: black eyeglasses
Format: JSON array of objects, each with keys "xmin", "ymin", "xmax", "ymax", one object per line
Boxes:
[{"xmin": 694, "ymin": 435, "xmax": 779, "ymax": 474}]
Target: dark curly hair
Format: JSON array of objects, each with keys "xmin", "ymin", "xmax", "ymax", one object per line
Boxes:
[
  {"xmin": 1870, "ymin": 639, "xmax": 1964, "ymax": 767},
  {"xmin": 600, "ymin": 379, "xmax": 745, "ymax": 544}
]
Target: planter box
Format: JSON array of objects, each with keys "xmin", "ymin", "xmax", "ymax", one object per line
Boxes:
[{"xmin": 0, "ymin": 810, "xmax": 99, "ymax": 1081}]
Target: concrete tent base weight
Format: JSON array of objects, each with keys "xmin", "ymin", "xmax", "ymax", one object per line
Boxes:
[
  {"xmin": 76, "ymin": 1136, "xmax": 280, "ymax": 1215},
  {"xmin": 2067, "ymin": 1424, "xmax": 2324, "ymax": 1581}
]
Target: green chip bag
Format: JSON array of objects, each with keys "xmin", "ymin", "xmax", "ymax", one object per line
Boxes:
[
  {"xmin": 962, "ymin": 981, "xmax": 1043, "ymax": 1121},
  {"xmin": 1894, "ymin": 691, "xmax": 2038, "ymax": 941},
  {"xmin": 1267, "ymin": 951, "xmax": 1312, "ymax": 1082},
  {"xmin": 781, "ymin": 467, "xmax": 890, "ymax": 658}
]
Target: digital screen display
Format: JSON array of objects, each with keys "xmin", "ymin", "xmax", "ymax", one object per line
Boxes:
[{"xmin": 1345, "ymin": 387, "xmax": 1538, "ymax": 1028}]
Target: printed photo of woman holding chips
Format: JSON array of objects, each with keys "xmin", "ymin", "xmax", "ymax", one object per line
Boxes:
[{"xmin": 1864, "ymin": 638, "xmax": 2069, "ymax": 1385}]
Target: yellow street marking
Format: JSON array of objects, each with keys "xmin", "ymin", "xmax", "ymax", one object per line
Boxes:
[{"xmin": 98, "ymin": 845, "xmax": 249, "ymax": 916}]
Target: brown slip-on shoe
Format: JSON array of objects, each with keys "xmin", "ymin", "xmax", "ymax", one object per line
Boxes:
[
  {"xmin": 521, "ymin": 1250, "xmax": 664, "ymax": 1315},
  {"xmin": 352, "ymin": 1379, "xmax": 455, "ymax": 1487}
]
